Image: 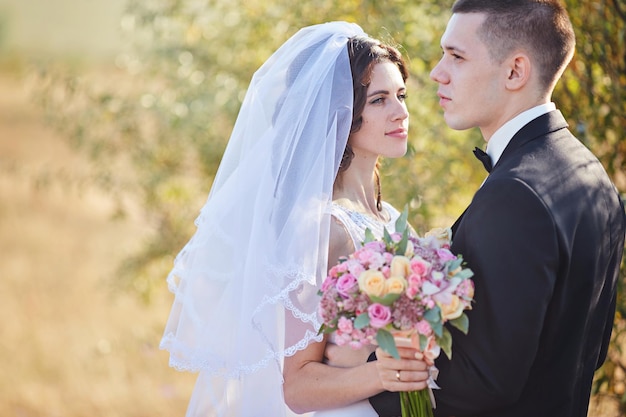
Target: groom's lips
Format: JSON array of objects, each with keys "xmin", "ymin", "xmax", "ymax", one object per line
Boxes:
[{"xmin": 437, "ymin": 92, "xmax": 451, "ymax": 108}]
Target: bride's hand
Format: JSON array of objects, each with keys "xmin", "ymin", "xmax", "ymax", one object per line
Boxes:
[{"xmin": 374, "ymin": 346, "xmax": 430, "ymax": 392}]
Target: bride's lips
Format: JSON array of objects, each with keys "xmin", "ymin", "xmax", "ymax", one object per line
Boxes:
[{"xmin": 386, "ymin": 128, "xmax": 408, "ymax": 139}]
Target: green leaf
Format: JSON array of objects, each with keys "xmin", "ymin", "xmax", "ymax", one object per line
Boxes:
[
  {"xmin": 353, "ymin": 313, "xmax": 370, "ymax": 329},
  {"xmin": 394, "ymin": 205, "xmax": 409, "ymax": 234},
  {"xmin": 396, "ymin": 227, "xmax": 409, "ymax": 256},
  {"xmin": 369, "ymin": 292, "xmax": 401, "ymax": 306},
  {"xmin": 376, "ymin": 329, "xmax": 400, "ymax": 359},
  {"xmin": 364, "ymin": 228, "xmax": 376, "ymax": 244},
  {"xmin": 453, "ymin": 269, "xmax": 474, "ymax": 280},
  {"xmin": 449, "ymin": 313, "xmax": 469, "ymax": 334},
  {"xmin": 439, "ymin": 327, "xmax": 453, "ymax": 359},
  {"xmin": 383, "ymin": 227, "xmax": 393, "ymax": 245},
  {"xmin": 447, "ymin": 258, "xmax": 463, "ymax": 271},
  {"xmin": 317, "ymin": 324, "xmax": 335, "ymax": 335},
  {"xmin": 419, "ymin": 333, "xmax": 428, "ymax": 351},
  {"xmin": 424, "ymin": 306, "xmax": 443, "ymax": 336}
]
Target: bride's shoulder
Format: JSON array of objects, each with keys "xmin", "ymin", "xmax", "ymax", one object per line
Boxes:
[{"xmin": 328, "ymin": 215, "xmax": 355, "ymax": 265}]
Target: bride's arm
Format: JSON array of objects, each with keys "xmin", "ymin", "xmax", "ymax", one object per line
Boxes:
[
  {"xmin": 283, "ymin": 336, "xmax": 431, "ymax": 413},
  {"xmin": 283, "ymin": 219, "xmax": 379, "ymax": 413},
  {"xmin": 283, "ymin": 336, "xmax": 382, "ymax": 413},
  {"xmin": 282, "ymin": 218, "xmax": 429, "ymax": 413}
]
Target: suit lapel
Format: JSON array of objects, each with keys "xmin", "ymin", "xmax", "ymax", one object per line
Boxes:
[
  {"xmin": 493, "ymin": 110, "xmax": 569, "ymax": 172},
  {"xmin": 452, "ymin": 110, "xmax": 569, "ymax": 238}
]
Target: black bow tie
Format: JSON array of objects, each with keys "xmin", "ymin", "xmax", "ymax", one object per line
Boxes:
[{"xmin": 473, "ymin": 147, "xmax": 493, "ymax": 172}]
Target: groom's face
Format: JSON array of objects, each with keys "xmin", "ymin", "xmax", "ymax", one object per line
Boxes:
[{"xmin": 430, "ymin": 12, "xmax": 509, "ymax": 140}]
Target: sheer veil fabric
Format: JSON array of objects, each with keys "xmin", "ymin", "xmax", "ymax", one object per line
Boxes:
[{"xmin": 160, "ymin": 22, "xmax": 366, "ymax": 416}]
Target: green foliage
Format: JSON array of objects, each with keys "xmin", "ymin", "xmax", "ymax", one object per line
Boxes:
[
  {"xmin": 33, "ymin": 0, "xmax": 626, "ymax": 408},
  {"xmin": 555, "ymin": 0, "xmax": 626, "ymax": 411},
  {"xmin": 449, "ymin": 313, "xmax": 469, "ymax": 335},
  {"xmin": 376, "ymin": 328, "xmax": 400, "ymax": 360},
  {"xmin": 558, "ymin": 0, "xmax": 625, "ymax": 184},
  {"xmin": 34, "ymin": 0, "xmax": 475, "ymax": 301}
]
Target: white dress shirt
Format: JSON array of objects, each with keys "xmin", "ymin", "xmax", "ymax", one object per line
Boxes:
[{"xmin": 485, "ymin": 102, "xmax": 556, "ymax": 167}]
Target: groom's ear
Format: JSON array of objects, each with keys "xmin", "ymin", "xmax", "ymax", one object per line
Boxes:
[{"xmin": 504, "ymin": 53, "xmax": 531, "ymax": 91}]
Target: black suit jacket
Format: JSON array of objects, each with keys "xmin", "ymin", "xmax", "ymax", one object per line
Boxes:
[{"xmin": 371, "ymin": 110, "xmax": 626, "ymax": 417}]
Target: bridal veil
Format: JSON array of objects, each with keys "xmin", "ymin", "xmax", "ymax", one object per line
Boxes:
[{"xmin": 160, "ymin": 21, "xmax": 365, "ymax": 416}]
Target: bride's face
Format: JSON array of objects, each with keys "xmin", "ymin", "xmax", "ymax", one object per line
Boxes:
[{"xmin": 348, "ymin": 61, "xmax": 409, "ymax": 161}]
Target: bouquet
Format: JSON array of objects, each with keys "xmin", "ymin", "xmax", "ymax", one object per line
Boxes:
[{"xmin": 318, "ymin": 210, "xmax": 474, "ymax": 417}]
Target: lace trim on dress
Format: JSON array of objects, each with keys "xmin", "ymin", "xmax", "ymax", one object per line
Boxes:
[
  {"xmin": 160, "ymin": 261, "xmax": 324, "ymax": 377},
  {"xmin": 330, "ymin": 201, "xmax": 400, "ymax": 248}
]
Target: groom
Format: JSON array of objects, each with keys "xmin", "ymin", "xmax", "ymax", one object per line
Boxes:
[{"xmin": 365, "ymin": 0, "xmax": 626, "ymax": 416}]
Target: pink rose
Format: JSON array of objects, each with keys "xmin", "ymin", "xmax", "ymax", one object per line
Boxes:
[
  {"xmin": 406, "ymin": 286, "xmax": 419, "ymax": 299},
  {"xmin": 337, "ymin": 316, "xmax": 354, "ymax": 334},
  {"xmin": 457, "ymin": 279, "xmax": 475, "ymax": 300},
  {"xmin": 381, "ymin": 265, "xmax": 391, "ymax": 278},
  {"xmin": 336, "ymin": 273, "xmax": 358, "ymax": 298},
  {"xmin": 416, "ymin": 319, "xmax": 433, "ymax": 336},
  {"xmin": 328, "ymin": 265, "xmax": 340, "ymax": 279},
  {"xmin": 410, "ymin": 256, "xmax": 431, "ymax": 277},
  {"xmin": 406, "ymin": 274, "xmax": 423, "ymax": 299},
  {"xmin": 367, "ymin": 303, "xmax": 392, "ymax": 328},
  {"xmin": 437, "ymin": 248, "xmax": 456, "ymax": 262},
  {"xmin": 364, "ymin": 241, "xmax": 386, "ymax": 252},
  {"xmin": 321, "ymin": 275, "xmax": 336, "ymax": 292},
  {"xmin": 341, "ymin": 296, "xmax": 356, "ymax": 312},
  {"xmin": 361, "ymin": 251, "xmax": 385, "ymax": 270},
  {"xmin": 346, "ymin": 259, "xmax": 365, "ymax": 277}
]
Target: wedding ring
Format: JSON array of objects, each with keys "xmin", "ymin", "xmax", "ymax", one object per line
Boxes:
[{"xmin": 396, "ymin": 370, "xmax": 401, "ymax": 381}]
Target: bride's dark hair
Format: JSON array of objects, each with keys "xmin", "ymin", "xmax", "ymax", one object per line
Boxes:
[{"xmin": 338, "ymin": 36, "xmax": 409, "ymax": 211}]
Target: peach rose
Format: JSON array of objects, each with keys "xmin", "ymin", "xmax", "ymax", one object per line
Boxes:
[
  {"xmin": 384, "ymin": 275, "xmax": 407, "ymax": 295},
  {"xmin": 358, "ymin": 270, "xmax": 386, "ymax": 297},
  {"xmin": 438, "ymin": 294, "xmax": 464, "ymax": 320},
  {"xmin": 390, "ymin": 255, "xmax": 411, "ymax": 278},
  {"xmin": 425, "ymin": 227, "xmax": 452, "ymax": 248}
]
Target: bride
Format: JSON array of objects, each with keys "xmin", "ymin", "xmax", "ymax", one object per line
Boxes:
[{"xmin": 160, "ymin": 21, "xmax": 429, "ymax": 417}]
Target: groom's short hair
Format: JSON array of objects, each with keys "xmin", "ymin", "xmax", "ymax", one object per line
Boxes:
[{"xmin": 452, "ymin": 0, "xmax": 575, "ymax": 92}]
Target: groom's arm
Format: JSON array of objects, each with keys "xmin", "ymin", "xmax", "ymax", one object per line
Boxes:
[{"xmin": 432, "ymin": 179, "xmax": 557, "ymax": 415}]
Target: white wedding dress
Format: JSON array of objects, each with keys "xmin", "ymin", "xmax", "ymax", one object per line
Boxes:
[{"xmin": 309, "ymin": 201, "xmax": 401, "ymax": 417}]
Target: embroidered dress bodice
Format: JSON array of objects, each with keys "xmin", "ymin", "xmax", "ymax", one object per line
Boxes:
[
  {"xmin": 310, "ymin": 201, "xmax": 401, "ymax": 417},
  {"xmin": 329, "ymin": 201, "xmax": 401, "ymax": 248}
]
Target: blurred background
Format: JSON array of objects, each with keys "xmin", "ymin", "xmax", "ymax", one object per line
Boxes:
[{"xmin": 0, "ymin": 0, "xmax": 623, "ymax": 416}]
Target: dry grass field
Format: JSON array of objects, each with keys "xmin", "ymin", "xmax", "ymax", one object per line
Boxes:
[
  {"xmin": 0, "ymin": 63, "xmax": 621, "ymax": 416},
  {"xmin": 0, "ymin": 67, "xmax": 196, "ymax": 417}
]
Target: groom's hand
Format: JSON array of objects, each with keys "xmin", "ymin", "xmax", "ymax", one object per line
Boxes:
[{"xmin": 323, "ymin": 343, "xmax": 375, "ymax": 367}]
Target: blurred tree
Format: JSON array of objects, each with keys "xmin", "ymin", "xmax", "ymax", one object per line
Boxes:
[
  {"xmin": 556, "ymin": 0, "xmax": 626, "ymax": 412},
  {"xmin": 34, "ymin": 0, "xmax": 483, "ymax": 300},
  {"xmin": 33, "ymin": 0, "xmax": 625, "ymax": 410}
]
